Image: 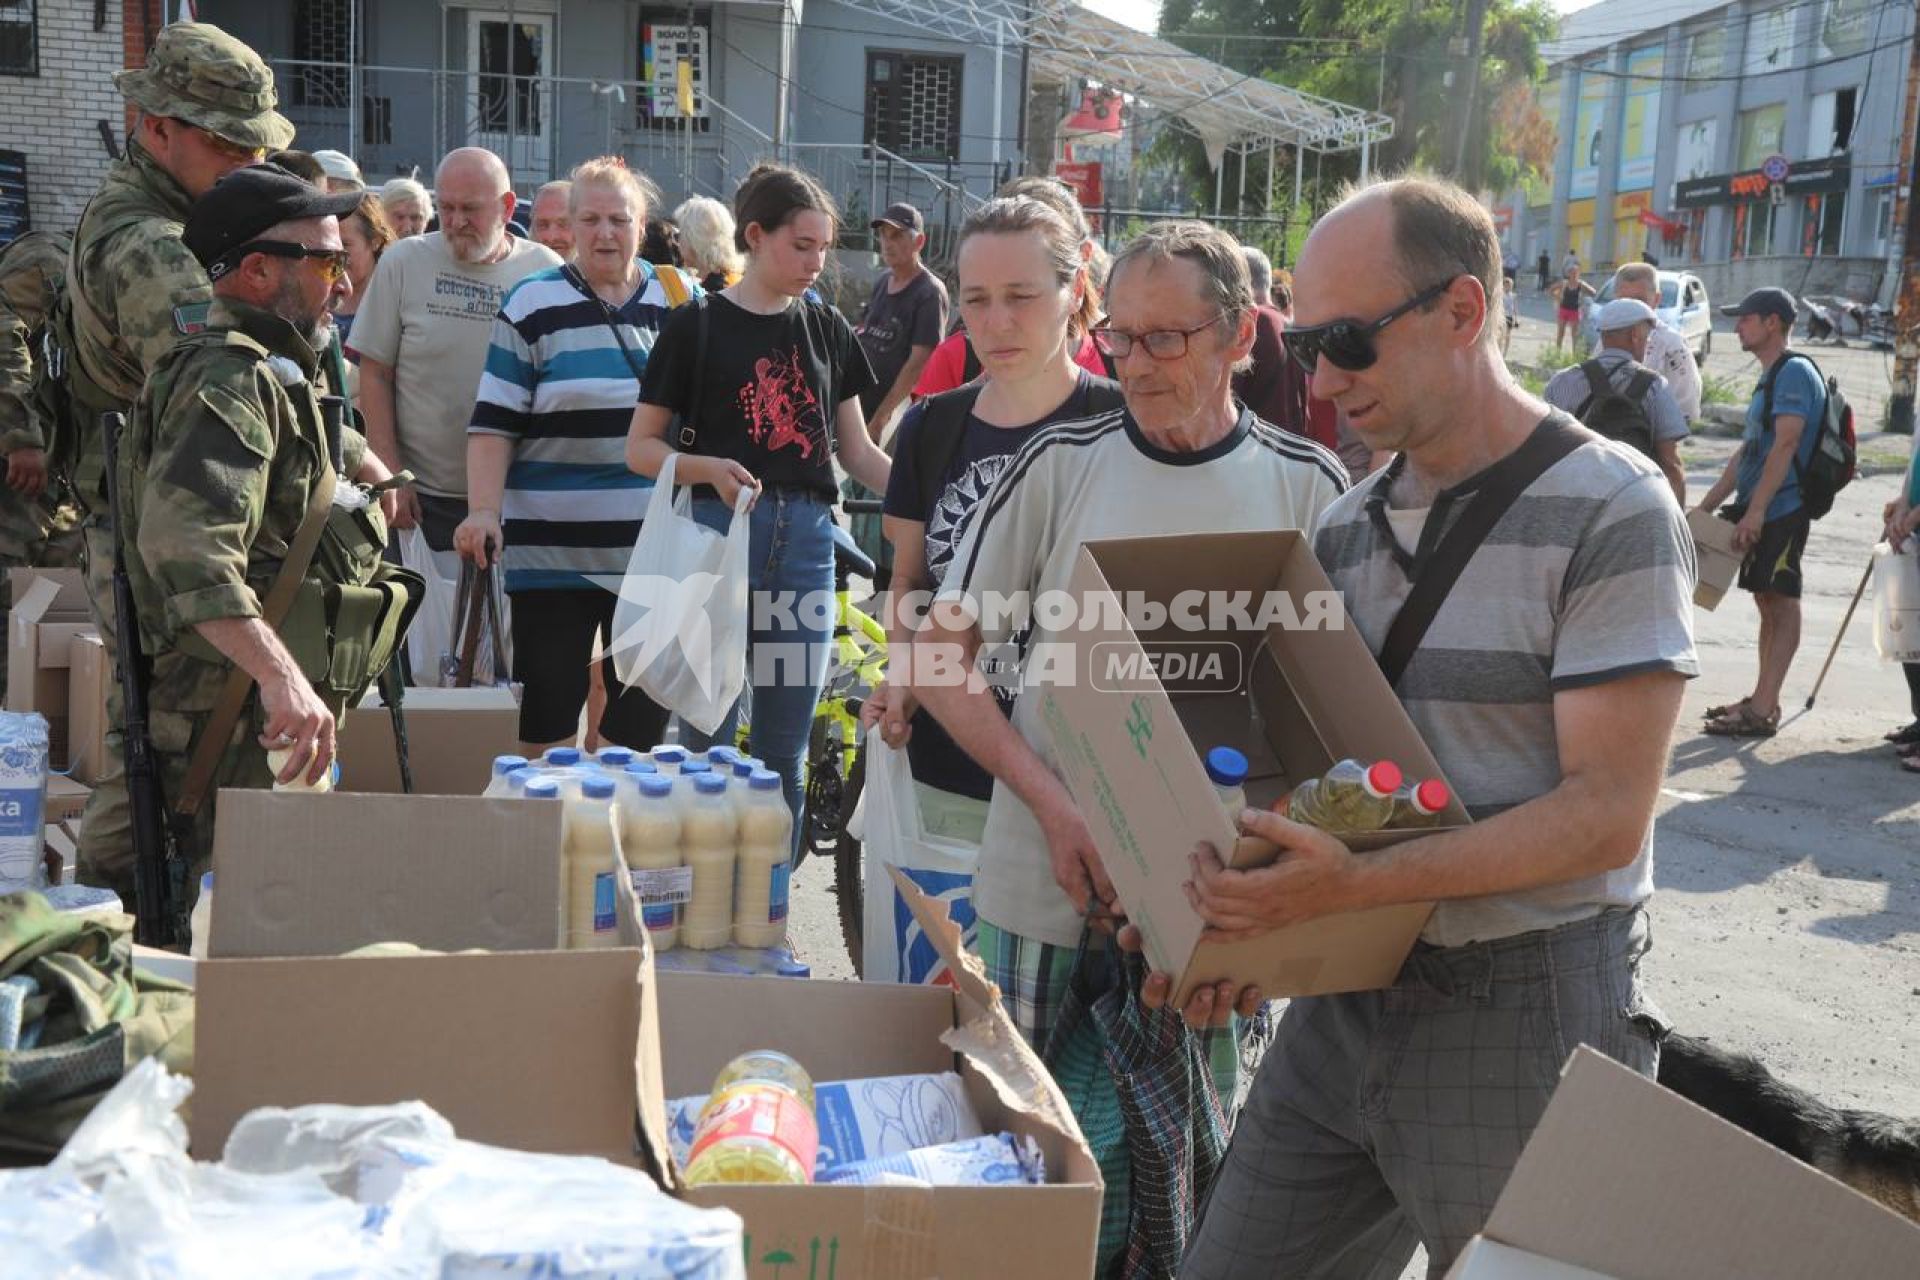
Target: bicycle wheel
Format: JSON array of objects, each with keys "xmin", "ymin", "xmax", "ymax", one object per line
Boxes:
[{"xmin": 833, "ymin": 743, "xmax": 867, "ymax": 977}]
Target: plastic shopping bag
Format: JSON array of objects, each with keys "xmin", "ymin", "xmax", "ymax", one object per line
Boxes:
[
  {"xmin": 608, "ymin": 452, "xmax": 751, "ymax": 735},
  {"xmin": 1873, "ymin": 540, "xmax": 1920, "ymax": 662},
  {"xmin": 860, "ymin": 728, "xmax": 980, "ymax": 985},
  {"xmin": 398, "ymin": 527, "xmax": 456, "ymax": 686}
]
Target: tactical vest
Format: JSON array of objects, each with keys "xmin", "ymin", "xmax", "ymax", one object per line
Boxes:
[{"xmin": 133, "ymin": 328, "xmax": 421, "ymax": 719}]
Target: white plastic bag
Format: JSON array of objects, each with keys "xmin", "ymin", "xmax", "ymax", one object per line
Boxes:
[
  {"xmin": 1873, "ymin": 540, "xmax": 1920, "ymax": 662},
  {"xmin": 860, "ymin": 728, "xmax": 980, "ymax": 984},
  {"xmin": 608, "ymin": 452, "xmax": 751, "ymax": 735},
  {"xmin": 398, "ymin": 527, "xmax": 456, "ymax": 687}
]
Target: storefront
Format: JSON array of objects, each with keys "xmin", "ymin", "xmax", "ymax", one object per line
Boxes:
[
  {"xmin": 1672, "ymin": 156, "xmax": 1850, "ymax": 261},
  {"xmin": 1612, "ymin": 191, "xmax": 1652, "ymax": 264},
  {"xmin": 1565, "ymin": 198, "xmax": 1596, "ymax": 268}
]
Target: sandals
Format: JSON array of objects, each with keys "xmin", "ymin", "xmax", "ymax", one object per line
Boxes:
[
  {"xmin": 1704, "ymin": 703, "xmax": 1779, "ymax": 738},
  {"xmin": 1704, "ymin": 697, "xmax": 1752, "ymax": 721},
  {"xmin": 1885, "ymin": 720, "xmax": 1920, "ymax": 747}
]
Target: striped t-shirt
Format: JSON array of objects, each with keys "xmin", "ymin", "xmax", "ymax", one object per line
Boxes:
[
  {"xmin": 1313, "ymin": 417, "xmax": 1698, "ymax": 947},
  {"xmin": 470, "ymin": 261, "xmax": 701, "ymax": 591},
  {"xmin": 937, "ymin": 406, "xmax": 1350, "ymax": 948}
]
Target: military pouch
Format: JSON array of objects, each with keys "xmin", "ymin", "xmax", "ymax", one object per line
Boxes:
[{"xmin": 279, "ymin": 567, "xmax": 422, "ymax": 710}]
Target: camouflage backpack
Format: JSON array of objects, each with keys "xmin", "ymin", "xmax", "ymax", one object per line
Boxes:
[{"xmin": 0, "ymin": 231, "xmax": 81, "ymax": 488}]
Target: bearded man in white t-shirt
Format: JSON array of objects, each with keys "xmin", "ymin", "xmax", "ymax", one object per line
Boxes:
[
  {"xmin": 1607, "ymin": 261, "xmax": 1701, "ymax": 423},
  {"xmin": 912, "ymin": 220, "xmax": 1348, "ymax": 1272},
  {"xmin": 349, "ymin": 147, "xmax": 560, "ymax": 550}
]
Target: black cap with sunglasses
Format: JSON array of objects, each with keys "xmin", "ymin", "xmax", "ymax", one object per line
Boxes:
[{"xmin": 184, "ymin": 163, "xmax": 365, "ymax": 282}]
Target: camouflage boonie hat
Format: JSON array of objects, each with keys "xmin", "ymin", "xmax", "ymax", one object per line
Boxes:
[{"xmin": 113, "ymin": 23, "xmax": 296, "ymax": 151}]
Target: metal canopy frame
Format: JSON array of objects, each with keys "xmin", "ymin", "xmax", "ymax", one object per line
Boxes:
[{"xmin": 818, "ymin": 0, "xmax": 1393, "ymax": 157}]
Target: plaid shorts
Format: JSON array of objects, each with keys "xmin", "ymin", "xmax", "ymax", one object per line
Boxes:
[{"xmin": 978, "ymin": 920, "xmax": 1243, "ymax": 1273}]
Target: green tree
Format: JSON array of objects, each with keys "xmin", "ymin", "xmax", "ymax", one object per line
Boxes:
[{"xmin": 1150, "ymin": 0, "xmax": 1557, "ymax": 212}]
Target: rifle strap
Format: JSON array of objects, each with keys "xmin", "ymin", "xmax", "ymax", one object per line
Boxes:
[{"xmin": 175, "ymin": 464, "xmax": 338, "ymax": 817}]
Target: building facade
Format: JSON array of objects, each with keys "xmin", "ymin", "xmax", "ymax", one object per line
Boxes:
[{"xmin": 1502, "ymin": 0, "xmax": 1912, "ymax": 305}]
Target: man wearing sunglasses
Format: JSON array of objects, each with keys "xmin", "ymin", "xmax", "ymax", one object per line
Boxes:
[
  {"xmin": 1169, "ymin": 177, "xmax": 1696, "ymax": 1278},
  {"xmin": 110, "ymin": 164, "xmax": 406, "ymax": 902},
  {"xmin": 60, "ymin": 22, "xmax": 294, "ymax": 909}
]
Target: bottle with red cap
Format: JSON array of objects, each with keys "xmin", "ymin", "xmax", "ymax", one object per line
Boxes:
[
  {"xmin": 1393, "ymin": 777, "xmax": 1452, "ymax": 829},
  {"xmin": 1280, "ymin": 758, "xmax": 1404, "ymax": 837}
]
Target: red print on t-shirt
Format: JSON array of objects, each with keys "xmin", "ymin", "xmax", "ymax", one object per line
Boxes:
[{"xmin": 737, "ymin": 347, "xmax": 823, "ymax": 458}]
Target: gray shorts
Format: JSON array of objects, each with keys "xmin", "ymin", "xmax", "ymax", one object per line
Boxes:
[{"xmin": 1181, "ymin": 906, "xmax": 1668, "ymax": 1280}]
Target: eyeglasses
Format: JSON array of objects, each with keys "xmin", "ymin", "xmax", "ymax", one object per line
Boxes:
[
  {"xmin": 1091, "ymin": 312, "xmax": 1227, "ymax": 360},
  {"xmin": 210, "ymin": 241, "xmax": 351, "ymax": 283},
  {"xmin": 1280, "ymin": 277, "xmax": 1458, "ymax": 374}
]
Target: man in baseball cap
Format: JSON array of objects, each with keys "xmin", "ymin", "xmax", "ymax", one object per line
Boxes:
[
  {"xmin": 64, "ymin": 22, "xmax": 301, "ymax": 905},
  {"xmin": 856, "ymin": 201, "xmax": 948, "ymax": 442},
  {"xmin": 183, "ymin": 163, "xmax": 365, "ymax": 288},
  {"xmin": 1696, "ymin": 281, "xmax": 1827, "ymax": 738},
  {"xmin": 310, "ymin": 149, "xmax": 367, "ymax": 192},
  {"xmin": 1543, "ymin": 295, "xmax": 1689, "ymax": 505}
]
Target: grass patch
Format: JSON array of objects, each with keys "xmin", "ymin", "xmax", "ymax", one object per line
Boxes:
[{"xmin": 1700, "ymin": 373, "xmax": 1745, "ymax": 407}]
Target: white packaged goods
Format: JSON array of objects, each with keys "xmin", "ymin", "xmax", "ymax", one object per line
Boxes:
[
  {"xmin": 679, "ymin": 774, "xmax": 738, "ymax": 950},
  {"xmin": 731, "ymin": 769, "xmax": 792, "ymax": 948},
  {"xmin": 665, "ymin": 1070, "xmax": 983, "ymax": 1173},
  {"xmin": 0, "ymin": 1059, "xmax": 745, "ymax": 1280},
  {"xmin": 0, "ymin": 711, "xmax": 49, "ymax": 893},
  {"xmin": 623, "ymin": 773, "xmax": 687, "ymax": 951},
  {"xmin": 565, "ymin": 777, "xmax": 621, "ymax": 950},
  {"xmin": 818, "ymin": 1132, "xmax": 1046, "ymax": 1187}
]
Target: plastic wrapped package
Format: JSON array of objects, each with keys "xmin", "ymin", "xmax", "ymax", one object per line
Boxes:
[
  {"xmin": 817, "ymin": 1132, "xmax": 1047, "ymax": 1188},
  {"xmin": 0, "ymin": 710, "xmax": 50, "ymax": 893},
  {"xmin": 666, "ymin": 1070, "xmax": 984, "ymax": 1175}
]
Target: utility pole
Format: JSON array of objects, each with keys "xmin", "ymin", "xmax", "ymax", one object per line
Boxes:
[
  {"xmin": 1888, "ymin": 0, "xmax": 1920, "ymax": 436},
  {"xmin": 1451, "ymin": 0, "xmax": 1492, "ymax": 181}
]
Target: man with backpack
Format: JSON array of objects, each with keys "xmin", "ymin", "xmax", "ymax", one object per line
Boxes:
[
  {"xmin": 1544, "ymin": 296, "xmax": 1688, "ymax": 506},
  {"xmin": 1695, "ymin": 287, "xmax": 1854, "ymax": 738}
]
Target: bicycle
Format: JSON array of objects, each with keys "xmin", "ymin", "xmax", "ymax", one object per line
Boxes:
[{"xmin": 730, "ymin": 499, "xmax": 888, "ymax": 971}]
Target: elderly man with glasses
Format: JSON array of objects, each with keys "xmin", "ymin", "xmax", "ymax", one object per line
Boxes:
[
  {"xmin": 912, "ymin": 219, "xmax": 1347, "ymax": 1272},
  {"xmin": 1169, "ymin": 176, "xmax": 1697, "ymax": 1279},
  {"xmin": 114, "ymin": 164, "xmax": 409, "ymax": 914}
]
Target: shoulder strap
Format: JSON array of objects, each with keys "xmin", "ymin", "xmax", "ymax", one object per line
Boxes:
[
  {"xmin": 960, "ymin": 335, "xmax": 982, "ymax": 385},
  {"xmin": 676, "ymin": 294, "xmax": 709, "ymax": 451},
  {"xmin": 562, "ymin": 263, "xmax": 648, "ymax": 385},
  {"xmin": 914, "ymin": 384, "xmax": 987, "ymax": 515},
  {"xmin": 1578, "ymin": 360, "xmax": 1612, "ymax": 411},
  {"xmin": 1374, "ymin": 416, "xmax": 1590, "ymax": 689},
  {"xmin": 175, "ymin": 462, "xmax": 339, "ymax": 816}
]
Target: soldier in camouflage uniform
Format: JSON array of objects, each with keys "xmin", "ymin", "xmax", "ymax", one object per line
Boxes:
[
  {"xmin": 62, "ymin": 23, "xmax": 293, "ymax": 902},
  {"xmin": 0, "ymin": 230, "xmax": 83, "ymax": 696},
  {"xmin": 121, "ymin": 166, "xmax": 413, "ymax": 880}
]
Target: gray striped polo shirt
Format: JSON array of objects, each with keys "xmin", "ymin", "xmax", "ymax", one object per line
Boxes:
[{"xmin": 1313, "ymin": 418, "xmax": 1698, "ymax": 946}]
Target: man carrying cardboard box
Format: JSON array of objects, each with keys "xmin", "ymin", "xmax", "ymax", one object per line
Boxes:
[
  {"xmin": 1166, "ymin": 177, "xmax": 1698, "ymax": 1278},
  {"xmin": 913, "ymin": 220, "xmax": 1348, "ymax": 1269}
]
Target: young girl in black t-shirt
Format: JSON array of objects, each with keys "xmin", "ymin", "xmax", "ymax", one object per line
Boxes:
[{"xmin": 629, "ymin": 164, "xmax": 891, "ymax": 856}]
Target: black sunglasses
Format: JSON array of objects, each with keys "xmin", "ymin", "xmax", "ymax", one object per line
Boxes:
[
  {"xmin": 209, "ymin": 240, "xmax": 351, "ymax": 283},
  {"xmin": 1280, "ymin": 277, "xmax": 1458, "ymax": 374}
]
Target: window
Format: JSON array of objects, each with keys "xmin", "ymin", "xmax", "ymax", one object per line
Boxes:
[
  {"xmin": 1686, "ymin": 25, "xmax": 1726, "ymax": 79},
  {"xmin": 1733, "ymin": 198, "xmax": 1778, "ymax": 259},
  {"xmin": 1873, "ymin": 189, "xmax": 1896, "ymax": 252},
  {"xmin": 864, "ymin": 51, "xmax": 962, "ymax": 161},
  {"xmin": 1736, "ymin": 104, "xmax": 1786, "ymax": 171},
  {"xmin": 1802, "ymin": 191, "xmax": 1846, "ymax": 256},
  {"xmin": 639, "ymin": 9, "xmax": 711, "ymax": 132},
  {"xmin": 1743, "ymin": 7, "xmax": 1794, "ymax": 77},
  {"xmin": 1819, "ymin": 0, "xmax": 1876, "ymax": 60},
  {"xmin": 291, "ymin": 0, "xmax": 359, "ymax": 109},
  {"xmin": 1683, "ymin": 209, "xmax": 1707, "ymax": 261},
  {"xmin": 1808, "ymin": 89, "xmax": 1857, "ymax": 156},
  {"xmin": 0, "ymin": 0, "xmax": 36, "ymax": 77}
]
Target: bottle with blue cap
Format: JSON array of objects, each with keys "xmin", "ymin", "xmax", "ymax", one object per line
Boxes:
[
  {"xmin": 681, "ymin": 772, "xmax": 739, "ymax": 949},
  {"xmin": 708, "ymin": 745, "xmax": 741, "ymax": 769},
  {"xmin": 650, "ymin": 745, "xmax": 688, "ymax": 774},
  {"xmin": 566, "ymin": 773, "xmax": 621, "ymax": 949},
  {"xmin": 545, "ymin": 746, "xmax": 583, "ymax": 768},
  {"xmin": 1205, "ymin": 746, "xmax": 1250, "ymax": 818},
  {"xmin": 483, "ymin": 753, "xmax": 530, "ymax": 798},
  {"xmin": 595, "ymin": 746, "xmax": 637, "ymax": 769},
  {"xmin": 734, "ymin": 769, "xmax": 794, "ymax": 948},
  {"xmin": 624, "ymin": 773, "xmax": 686, "ymax": 951}
]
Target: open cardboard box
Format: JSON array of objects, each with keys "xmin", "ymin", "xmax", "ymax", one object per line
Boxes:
[
  {"xmin": 191, "ymin": 789, "xmax": 674, "ymax": 1177},
  {"xmin": 657, "ymin": 870, "xmax": 1102, "ymax": 1280},
  {"xmin": 1447, "ymin": 1047, "xmax": 1920, "ymax": 1278},
  {"xmin": 65, "ymin": 630, "xmax": 110, "ymax": 785},
  {"xmin": 1042, "ymin": 530, "xmax": 1468, "ymax": 1005},
  {"xmin": 337, "ymin": 684, "xmax": 521, "ymax": 795},
  {"xmin": 7, "ymin": 568, "xmax": 93, "ymax": 768},
  {"xmin": 1687, "ymin": 509, "xmax": 1741, "ymax": 611}
]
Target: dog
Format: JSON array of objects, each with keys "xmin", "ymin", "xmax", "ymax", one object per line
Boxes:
[{"xmin": 1658, "ymin": 1032, "xmax": 1920, "ymax": 1224}]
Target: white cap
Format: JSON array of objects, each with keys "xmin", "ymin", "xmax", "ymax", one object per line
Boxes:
[
  {"xmin": 1594, "ymin": 297, "xmax": 1657, "ymax": 332},
  {"xmin": 311, "ymin": 149, "xmax": 364, "ymax": 187}
]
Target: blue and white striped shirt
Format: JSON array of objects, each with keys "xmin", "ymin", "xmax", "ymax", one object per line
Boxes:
[{"xmin": 470, "ymin": 261, "xmax": 701, "ymax": 592}]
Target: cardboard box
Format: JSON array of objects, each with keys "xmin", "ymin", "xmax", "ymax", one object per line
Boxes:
[
  {"xmin": 660, "ymin": 873, "xmax": 1103, "ymax": 1280},
  {"xmin": 44, "ymin": 774, "xmax": 89, "ymax": 824},
  {"xmin": 1042, "ymin": 531, "xmax": 1468, "ymax": 1005},
  {"xmin": 1445, "ymin": 1047, "xmax": 1920, "ymax": 1279},
  {"xmin": 1688, "ymin": 509, "xmax": 1742, "ymax": 611},
  {"xmin": 7, "ymin": 568, "xmax": 93, "ymax": 768},
  {"xmin": 66, "ymin": 630, "xmax": 110, "ymax": 784},
  {"xmin": 207, "ymin": 790, "xmax": 569, "ymax": 958},
  {"xmin": 191, "ymin": 792, "xmax": 673, "ymax": 1173},
  {"xmin": 337, "ymin": 684, "xmax": 521, "ymax": 795}
]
